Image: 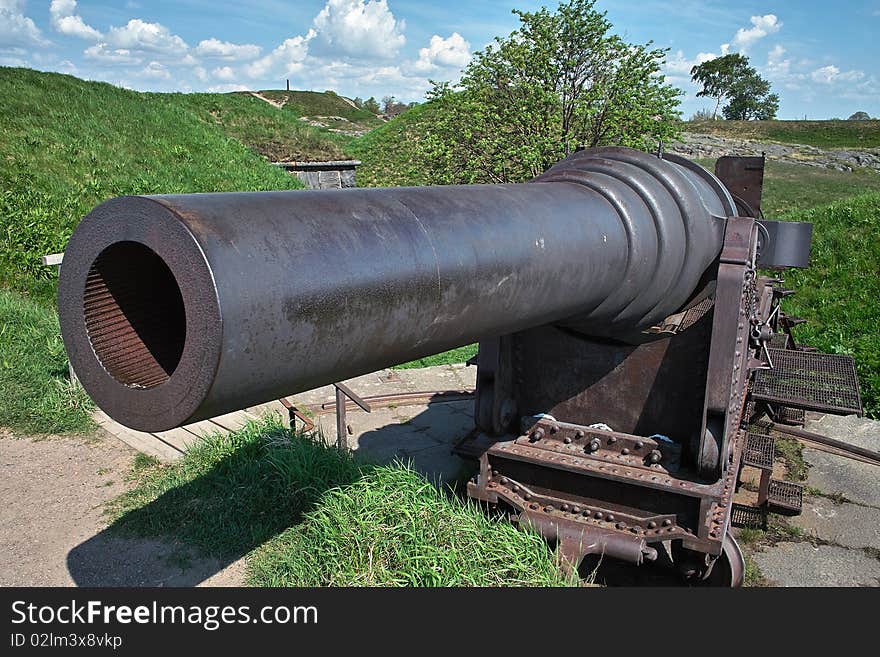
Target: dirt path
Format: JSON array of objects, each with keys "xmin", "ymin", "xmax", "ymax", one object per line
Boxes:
[
  {"xmin": 0, "ymin": 429, "xmax": 245, "ymax": 587},
  {"xmin": 249, "ymin": 91, "xmax": 287, "ymax": 109}
]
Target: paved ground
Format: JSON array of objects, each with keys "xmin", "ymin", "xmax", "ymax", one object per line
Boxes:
[
  {"xmin": 746, "ymin": 413, "xmax": 880, "ymax": 587},
  {"xmin": 3, "ymin": 363, "xmax": 879, "ymax": 587}
]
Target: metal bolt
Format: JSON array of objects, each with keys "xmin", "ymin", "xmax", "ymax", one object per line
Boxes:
[
  {"xmin": 575, "ymin": 430, "xmax": 584, "ymax": 439},
  {"xmin": 532, "ymin": 428, "xmax": 545, "ymax": 441},
  {"xmin": 544, "ymin": 505, "xmax": 554, "ymax": 513},
  {"xmin": 648, "ymin": 450, "xmax": 662, "ymax": 464},
  {"xmin": 616, "ymin": 522, "xmax": 626, "ymax": 530},
  {"xmin": 588, "ymin": 439, "xmax": 600, "ymax": 452}
]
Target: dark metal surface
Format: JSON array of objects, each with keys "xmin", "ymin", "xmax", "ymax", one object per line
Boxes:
[
  {"xmin": 714, "ymin": 155, "xmax": 765, "ymax": 216},
  {"xmin": 59, "ymin": 147, "xmax": 733, "ymax": 432},
  {"xmin": 757, "ymin": 220, "xmax": 813, "ymax": 269},
  {"xmin": 767, "ymin": 479, "xmax": 804, "ymax": 513},
  {"xmin": 743, "ymin": 432, "xmax": 775, "ymax": 470},
  {"xmin": 752, "ymin": 349, "xmax": 863, "ymax": 415}
]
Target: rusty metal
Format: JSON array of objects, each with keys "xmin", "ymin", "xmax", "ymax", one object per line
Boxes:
[
  {"xmin": 752, "ymin": 349, "xmax": 863, "ymax": 415},
  {"xmin": 767, "ymin": 479, "xmax": 804, "ymax": 514},
  {"xmin": 767, "ymin": 422, "xmax": 880, "ymax": 466},
  {"xmin": 58, "ymin": 146, "xmax": 865, "ymax": 586}
]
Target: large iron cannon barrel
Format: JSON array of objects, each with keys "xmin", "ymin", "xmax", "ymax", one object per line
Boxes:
[{"xmin": 58, "ymin": 147, "xmax": 736, "ymax": 431}]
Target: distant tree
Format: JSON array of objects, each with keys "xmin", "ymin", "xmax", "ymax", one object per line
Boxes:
[
  {"xmin": 690, "ymin": 108, "xmax": 715, "ymax": 121},
  {"xmin": 848, "ymin": 111, "xmax": 871, "ymax": 121},
  {"xmin": 362, "ymin": 96, "xmax": 381, "ymax": 114},
  {"xmin": 381, "ymin": 95, "xmax": 410, "ymax": 117},
  {"xmin": 422, "ymin": 0, "xmax": 681, "ymax": 184},
  {"xmin": 353, "ymin": 96, "xmax": 365, "ymax": 109},
  {"xmin": 691, "ymin": 53, "xmax": 778, "ymax": 120}
]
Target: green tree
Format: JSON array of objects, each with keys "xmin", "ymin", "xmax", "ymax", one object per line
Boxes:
[
  {"xmin": 363, "ymin": 96, "xmax": 381, "ymax": 114},
  {"xmin": 691, "ymin": 53, "xmax": 778, "ymax": 120},
  {"xmin": 421, "ymin": 0, "xmax": 681, "ymax": 184}
]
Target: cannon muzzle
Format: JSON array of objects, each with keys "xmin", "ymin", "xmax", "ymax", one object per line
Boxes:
[{"xmin": 58, "ymin": 147, "xmax": 735, "ymax": 431}]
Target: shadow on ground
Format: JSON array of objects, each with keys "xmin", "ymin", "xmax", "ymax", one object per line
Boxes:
[{"xmin": 66, "ymin": 401, "xmax": 477, "ymax": 586}]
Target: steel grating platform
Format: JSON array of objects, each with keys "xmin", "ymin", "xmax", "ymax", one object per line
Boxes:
[
  {"xmin": 731, "ymin": 503, "xmax": 766, "ymax": 529},
  {"xmin": 752, "ymin": 349, "xmax": 862, "ymax": 416},
  {"xmin": 767, "ymin": 479, "xmax": 804, "ymax": 514},
  {"xmin": 743, "ymin": 432, "xmax": 775, "ymax": 470},
  {"xmin": 769, "ymin": 332, "xmax": 790, "ymax": 349}
]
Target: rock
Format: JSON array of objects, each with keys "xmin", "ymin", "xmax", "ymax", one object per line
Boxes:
[{"xmin": 752, "ymin": 542, "xmax": 880, "ymax": 587}]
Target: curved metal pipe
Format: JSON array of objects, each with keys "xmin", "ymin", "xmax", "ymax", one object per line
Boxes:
[{"xmin": 58, "ymin": 147, "xmax": 733, "ymax": 431}]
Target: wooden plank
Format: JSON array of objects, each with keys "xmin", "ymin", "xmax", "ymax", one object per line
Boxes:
[
  {"xmin": 92, "ymin": 410, "xmax": 181, "ymax": 462},
  {"xmin": 41, "ymin": 253, "xmax": 63, "ymax": 266},
  {"xmin": 153, "ymin": 426, "xmax": 203, "ymax": 452}
]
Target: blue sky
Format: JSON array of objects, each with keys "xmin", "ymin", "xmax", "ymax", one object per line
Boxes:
[{"xmin": 1, "ymin": 0, "xmax": 878, "ymax": 119}]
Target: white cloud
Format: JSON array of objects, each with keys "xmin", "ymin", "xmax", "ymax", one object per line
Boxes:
[
  {"xmin": 664, "ymin": 49, "xmax": 718, "ymax": 76},
  {"xmin": 207, "ymin": 82, "xmax": 250, "ymax": 92},
  {"xmin": 194, "ymin": 38, "xmax": 261, "ymax": 61},
  {"xmin": 245, "ymin": 31, "xmax": 313, "ymax": 79},
  {"xmin": 83, "ymin": 43, "xmax": 140, "ymax": 64},
  {"xmin": 412, "ymin": 33, "xmax": 470, "ymax": 72},
  {"xmin": 212, "ymin": 65, "xmax": 236, "ymax": 81},
  {"xmin": 49, "ymin": 0, "xmax": 102, "ymax": 40},
  {"xmin": 312, "ymin": 0, "xmax": 405, "ymax": 59},
  {"xmin": 810, "ymin": 64, "xmax": 864, "ymax": 84},
  {"xmin": 732, "ymin": 14, "xmax": 781, "ymax": 51},
  {"xmin": 0, "ymin": 0, "xmax": 47, "ymax": 47},
  {"xmin": 765, "ymin": 44, "xmax": 791, "ymax": 76},
  {"xmin": 140, "ymin": 60, "xmax": 171, "ymax": 79},
  {"xmin": 106, "ymin": 19, "xmax": 188, "ymax": 56}
]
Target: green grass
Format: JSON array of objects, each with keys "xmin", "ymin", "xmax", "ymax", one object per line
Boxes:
[
  {"xmin": 0, "ymin": 283, "xmax": 93, "ymax": 433},
  {"xmin": 258, "ymin": 89, "xmax": 381, "ymax": 125},
  {"xmin": 0, "ymin": 67, "xmax": 308, "ymax": 285},
  {"xmin": 685, "ymin": 119, "xmax": 880, "ymax": 149},
  {"xmin": 393, "ymin": 344, "xmax": 478, "ymax": 370},
  {"xmin": 167, "ymin": 92, "xmax": 345, "ymax": 162},
  {"xmin": 106, "ymin": 416, "xmax": 569, "ymax": 587},
  {"xmin": 780, "ymin": 193, "xmax": 880, "ymax": 417},
  {"xmin": 347, "ymin": 101, "xmax": 443, "ymax": 187}
]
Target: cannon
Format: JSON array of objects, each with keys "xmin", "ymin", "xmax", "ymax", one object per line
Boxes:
[{"xmin": 58, "ymin": 147, "xmax": 863, "ymax": 585}]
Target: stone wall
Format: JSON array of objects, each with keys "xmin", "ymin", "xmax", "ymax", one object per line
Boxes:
[{"xmin": 275, "ymin": 160, "xmax": 360, "ymax": 189}]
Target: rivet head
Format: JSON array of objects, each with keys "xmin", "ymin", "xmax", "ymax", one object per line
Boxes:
[
  {"xmin": 523, "ymin": 494, "xmax": 531, "ymax": 501},
  {"xmin": 608, "ymin": 437, "xmax": 618, "ymax": 444},
  {"xmin": 648, "ymin": 450, "xmax": 662, "ymax": 464},
  {"xmin": 647, "ymin": 521, "xmax": 657, "ymax": 529},
  {"xmin": 605, "ymin": 513, "xmax": 615, "ymax": 522},
  {"xmin": 582, "ymin": 509, "xmax": 591, "ymax": 517},
  {"xmin": 550, "ymin": 424, "xmax": 559, "ymax": 434},
  {"xmin": 512, "ymin": 485, "xmax": 520, "ymax": 492},
  {"xmin": 588, "ymin": 439, "xmax": 600, "ymax": 452},
  {"xmin": 594, "ymin": 511, "xmax": 603, "ymax": 519},
  {"xmin": 575, "ymin": 430, "xmax": 585, "ymax": 439},
  {"xmin": 544, "ymin": 505, "xmax": 554, "ymax": 513},
  {"xmin": 563, "ymin": 436, "xmax": 572, "ymax": 444},
  {"xmin": 635, "ymin": 441, "xmax": 644, "ymax": 450},
  {"xmin": 616, "ymin": 522, "xmax": 626, "ymax": 530},
  {"xmin": 621, "ymin": 448, "xmax": 630, "ymax": 455},
  {"xmin": 561, "ymin": 504, "xmax": 570, "ymax": 512},
  {"xmin": 499, "ymin": 476, "xmax": 508, "ymax": 484},
  {"xmin": 662, "ymin": 519, "xmax": 673, "ymax": 527},
  {"xmin": 532, "ymin": 428, "xmax": 545, "ymax": 441},
  {"xmin": 571, "ymin": 506, "xmax": 581, "ymax": 514}
]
